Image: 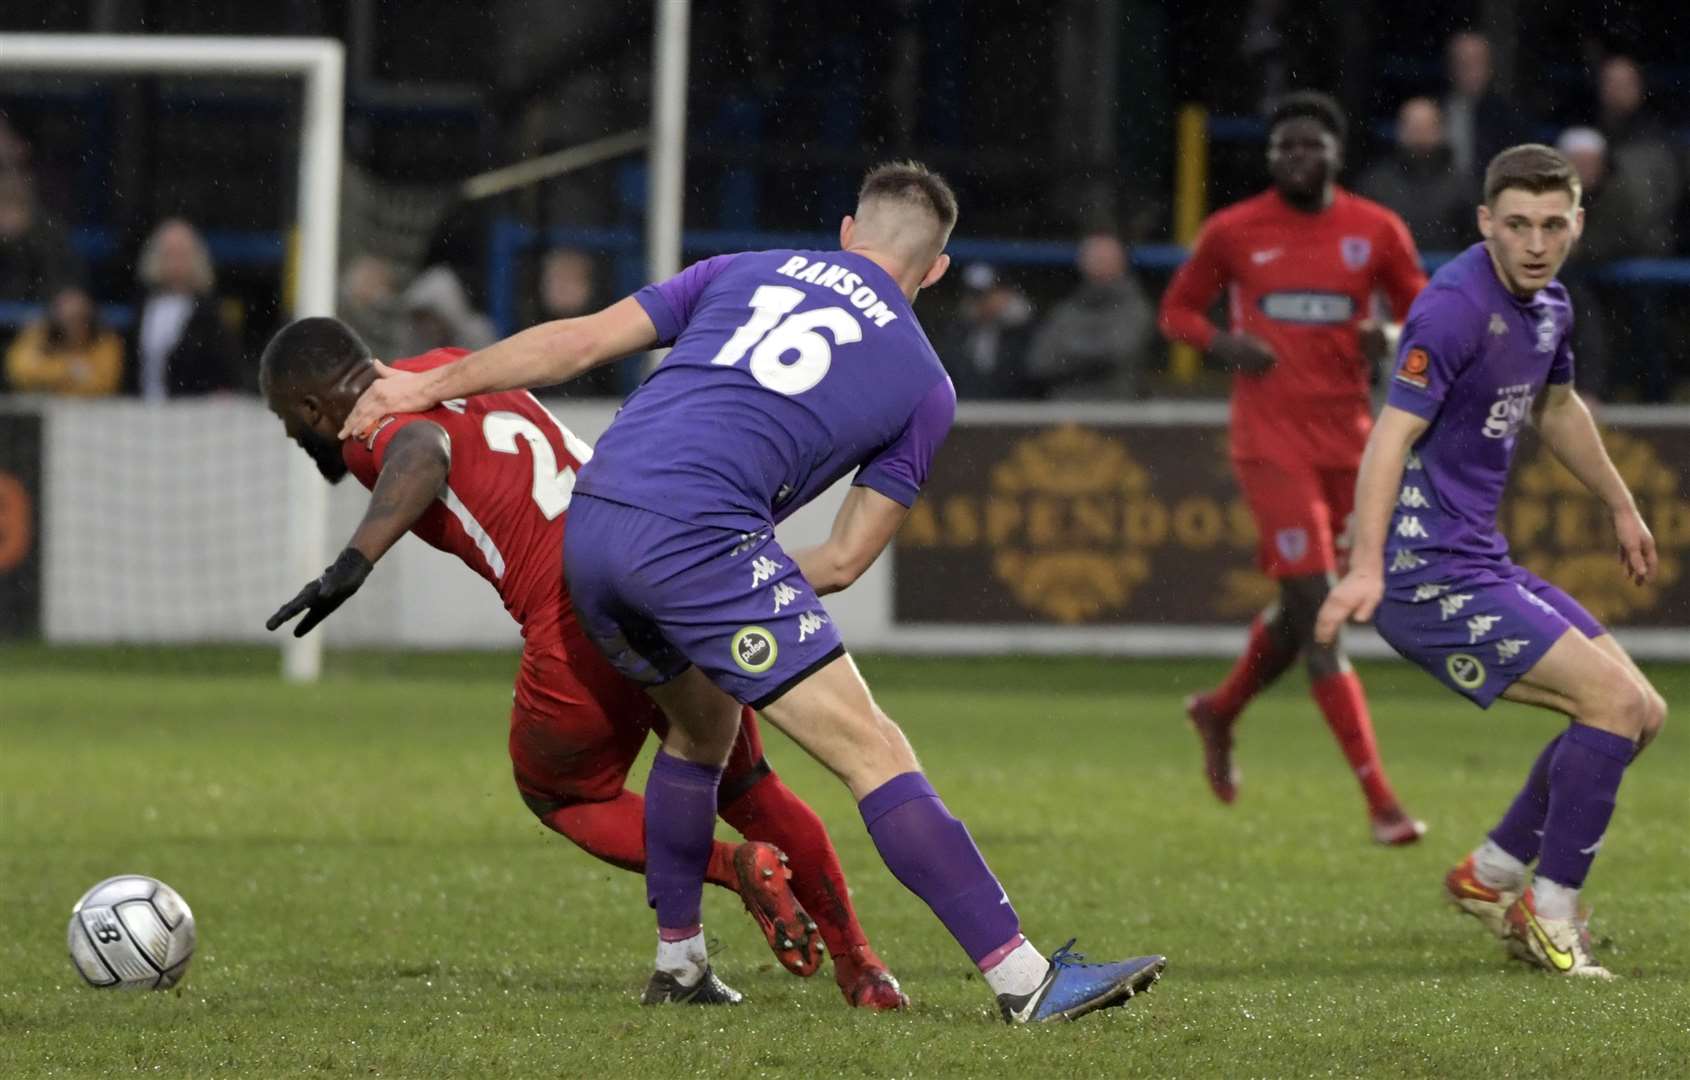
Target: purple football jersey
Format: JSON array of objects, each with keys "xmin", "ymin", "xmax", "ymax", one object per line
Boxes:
[
  {"xmin": 1381, "ymin": 243, "xmax": 1574, "ymax": 580},
  {"xmin": 575, "ymin": 250, "xmax": 956, "ymax": 531}
]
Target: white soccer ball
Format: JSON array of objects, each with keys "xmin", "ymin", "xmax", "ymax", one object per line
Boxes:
[{"xmin": 67, "ymin": 875, "xmax": 196, "ymax": 989}]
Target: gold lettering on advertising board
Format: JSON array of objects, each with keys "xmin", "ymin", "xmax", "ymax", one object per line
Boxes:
[
  {"xmin": 901, "ymin": 425, "xmax": 1257, "ymax": 622},
  {"xmin": 1508, "ymin": 429, "xmax": 1687, "ymax": 623}
]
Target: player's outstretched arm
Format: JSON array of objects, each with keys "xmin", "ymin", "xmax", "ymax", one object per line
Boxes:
[
  {"xmin": 1534, "ymin": 383, "xmax": 1657, "ymax": 584},
  {"xmin": 266, "ymin": 422, "xmax": 450, "ymax": 638},
  {"xmin": 792, "ymin": 486, "xmax": 909, "ymax": 596},
  {"xmin": 339, "ymin": 298, "xmax": 659, "ymax": 439},
  {"xmin": 1315, "ymin": 405, "xmax": 1429, "ymax": 644}
]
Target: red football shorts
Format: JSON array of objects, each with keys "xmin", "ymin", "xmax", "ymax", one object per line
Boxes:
[
  {"xmin": 1233, "ymin": 458, "xmax": 1357, "ymax": 579},
  {"xmin": 508, "ymin": 619, "xmax": 765, "ymax": 808}
]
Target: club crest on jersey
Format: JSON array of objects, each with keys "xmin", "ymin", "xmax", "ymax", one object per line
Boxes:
[
  {"xmin": 1396, "ymin": 347, "xmax": 1430, "ymax": 389},
  {"xmin": 1535, "ymin": 312, "xmax": 1557, "ymax": 353},
  {"xmin": 1340, "ymin": 236, "xmax": 1371, "ymax": 270},
  {"xmin": 730, "ymin": 625, "xmax": 778, "ymax": 674},
  {"xmin": 1447, "ymin": 653, "xmax": 1486, "ymax": 690},
  {"xmin": 1275, "ymin": 528, "xmax": 1308, "ymax": 563}
]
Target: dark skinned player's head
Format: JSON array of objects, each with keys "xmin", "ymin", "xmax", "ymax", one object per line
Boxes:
[
  {"xmin": 259, "ymin": 316, "xmax": 374, "ymax": 483},
  {"xmin": 1267, "ymin": 91, "xmax": 1346, "ymax": 209}
]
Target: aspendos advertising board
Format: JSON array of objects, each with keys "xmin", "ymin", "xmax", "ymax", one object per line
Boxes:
[{"xmin": 894, "ymin": 419, "xmax": 1690, "ymax": 630}]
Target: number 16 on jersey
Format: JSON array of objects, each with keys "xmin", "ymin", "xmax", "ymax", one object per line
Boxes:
[{"xmin": 709, "ymin": 285, "xmax": 863, "ymax": 395}]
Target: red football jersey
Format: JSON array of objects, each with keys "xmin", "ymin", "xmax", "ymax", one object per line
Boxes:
[
  {"xmin": 1159, "ymin": 188, "xmax": 1427, "ymax": 467},
  {"xmin": 341, "ymin": 350, "xmax": 595, "ymax": 637}
]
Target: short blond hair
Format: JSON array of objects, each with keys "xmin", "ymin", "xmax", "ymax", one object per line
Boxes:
[
  {"xmin": 138, "ymin": 218, "xmax": 215, "ymax": 294},
  {"xmin": 857, "ymin": 160, "xmax": 958, "ymax": 234}
]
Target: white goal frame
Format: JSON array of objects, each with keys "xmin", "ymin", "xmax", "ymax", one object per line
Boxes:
[{"xmin": 1, "ymin": 34, "xmax": 342, "ymax": 681}]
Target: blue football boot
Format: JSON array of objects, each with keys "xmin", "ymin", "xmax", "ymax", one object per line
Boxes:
[{"xmin": 997, "ymin": 939, "xmax": 1166, "ymax": 1024}]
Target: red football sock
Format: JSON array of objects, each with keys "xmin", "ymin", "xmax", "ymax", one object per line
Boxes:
[
  {"xmin": 1310, "ymin": 670, "xmax": 1399, "ymax": 815},
  {"xmin": 719, "ymin": 772, "xmax": 869, "ymax": 960},
  {"xmin": 1207, "ymin": 611, "xmax": 1297, "ymax": 722},
  {"xmin": 540, "ymin": 790, "xmax": 739, "ymax": 891}
]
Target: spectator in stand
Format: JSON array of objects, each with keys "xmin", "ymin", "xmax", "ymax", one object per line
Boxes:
[
  {"xmin": 4, "ymin": 285, "xmax": 123, "ymax": 395},
  {"xmin": 399, "ymin": 265, "xmax": 497, "ymax": 357},
  {"xmin": 1026, "ymin": 231, "xmax": 1155, "ymax": 400},
  {"xmin": 1595, "ymin": 56, "xmax": 1679, "ymax": 244},
  {"xmin": 1357, "ymin": 97, "xmax": 1473, "ymax": 252},
  {"xmin": 0, "ymin": 128, "xmax": 80, "ymax": 305},
  {"xmin": 1560, "ymin": 127, "xmax": 1670, "ymax": 262},
  {"xmin": 337, "ymin": 253, "xmax": 405, "ymax": 362},
  {"xmin": 1443, "ymin": 31, "xmax": 1533, "ymax": 178},
  {"xmin": 934, "ymin": 261, "xmax": 1034, "ymax": 400},
  {"xmin": 126, "ymin": 218, "xmax": 241, "ymax": 400},
  {"xmin": 535, "ymin": 247, "xmax": 619, "ymax": 396},
  {"xmin": 1558, "ymin": 126, "xmax": 1673, "ymax": 402}
]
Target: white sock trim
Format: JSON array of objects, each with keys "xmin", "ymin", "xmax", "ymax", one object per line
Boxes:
[
  {"xmin": 982, "ymin": 938, "xmax": 1048, "ymax": 999},
  {"xmin": 1533, "ymin": 877, "xmax": 1580, "ymax": 921},
  {"xmin": 1473, "ymin": 839, "xmax": 1528, "ymax": 891},
  {"xmin": 655, "ymin": 931, "xmax": 708, "ymax": 984}
]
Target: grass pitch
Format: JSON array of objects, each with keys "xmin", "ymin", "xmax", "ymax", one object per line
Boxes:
[{"xmin": 3, "ymin": 647, "xmax": 1688, "ymax": 1077}]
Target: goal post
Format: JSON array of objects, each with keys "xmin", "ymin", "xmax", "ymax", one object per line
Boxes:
[{"xmin": 0, "ymin": 34, "xmax": 343, "ymax": 682}]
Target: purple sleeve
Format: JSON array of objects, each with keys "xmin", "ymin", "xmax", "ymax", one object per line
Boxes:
[
  {"xmin": 632, "ymin": 254, "xmax": 739, "ymax": 345},
  {"xmin": 853, "ymin": 377, "xmax": 957, "ymax": 507},
  {"xmin": 1385, "ymin": 290, "xmax": 1479, "ymax": 422},
  {"xmin": 1548, "ymin": 320, "xmax": 1575, "ymax": 385}
]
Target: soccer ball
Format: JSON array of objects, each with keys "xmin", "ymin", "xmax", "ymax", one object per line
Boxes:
[{"xmin": 67, "ymin": 875, "xmax": 196, "ymax": 989}]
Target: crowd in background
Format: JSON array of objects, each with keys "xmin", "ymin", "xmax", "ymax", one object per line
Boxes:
[
  {"xmin": 939, "ymin": 30, "xmax": 1690, "ymax": 404},
  {"xmin": 1, "ymin": 27, "xmax": 1687, "ymax": 403}
]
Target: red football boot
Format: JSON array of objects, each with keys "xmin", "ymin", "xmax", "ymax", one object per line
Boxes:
[
  {"xmin": 1185, "ymin": 693, "xmax": 1239, "ymax": 804},
  {"xmin": 833, "ymin": 944, "xmax": 909, "ymax": 1011},
  {"xmin": 732, "ymin": 842, "xmax": 822, "ymax": 977}
]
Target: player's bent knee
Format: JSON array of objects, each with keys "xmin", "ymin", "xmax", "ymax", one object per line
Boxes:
[
  {"xmin": 1643, "ymin": 690, "xmax": 1668, "ymax": 742},
  {"xmin": 840, "ymin": 709, "xmax": 920, "ymax": 795},
  {"xmin": 1581, "ymin": 678, "xmax": 1651, "ymax": 741}
]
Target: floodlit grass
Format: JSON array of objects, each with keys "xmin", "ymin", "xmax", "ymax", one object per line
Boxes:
[{"xmin": 4, "ymin": 648, "xmax": 1688, "ymax": 1076}]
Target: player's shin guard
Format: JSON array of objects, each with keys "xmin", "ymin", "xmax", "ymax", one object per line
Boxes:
[
  {"xmin": 719, "ymin": 766, "xmax": 868, "ymax": 960},
  {"xmin": 1207, "ymin": 610, "xmax": 1296, "ymax": 722},
  {"xmin": 1537, "ymin": 724, "xmax": 1633, "ymax": 896},
  {"xmin": 1310, "ymin": 671, "xmax": 1399, "ymax": 815},
  {"xmin": 644, "ymin": 752, "xmax": 725, "ymax": 932},
  {"xmin": 1487, "ymin": 729, "xmax": 1565, "ymax": 866},
  {"xmin": 858, "ymin": 772, "xmax": 1021, "ymax": 967}
]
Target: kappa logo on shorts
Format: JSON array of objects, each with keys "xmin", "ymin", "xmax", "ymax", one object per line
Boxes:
[
  {"xmin": 750, "ymin": 555, "xmax": 783, "ymax": 588},
  {"xmin": 1447, "ymin": 653, "xmax": 1487, "ymax": 689},
  {"xmin": 1466, "ymin": 613, "xmax": 1502, "ymax": 643},
  {"xmin": 797, "ymin": 611, "xmax": 830, "ymax": 643},
  {"xmin": 1390, "ymin": 549, "xmax": 1427, "ymax": 573},
  {"xmin": 1398, "ymin": 485, "xmax": 1429, "ymax": 509},
  {"xmin": 771, "ymin": 582, "xmax": 799, "ymax": 613},
  {"xmin": 1438, "ymin": 593, "xmax": 1475, "ymax": 620},
  {"xmin": 1515, "ymin": 584, "xmax": 1558, "ymax": 616},
  {"xmin": 1275, "ymin": 528, "xmax": 1309, "ymax": 563},
  {"xmin": 730, "ymin": 626, "xmax": 778, "ymax": 674},
  {"xmin": 1497, "ymin": 638, "xmax": 1531, "ymax": 663},
  {"xmin": 730, "ymin": 529, "xmax": 770, "ymax": 557}
]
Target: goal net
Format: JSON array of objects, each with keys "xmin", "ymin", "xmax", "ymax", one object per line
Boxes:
[{"xmin": 0, "ymin": 34, "xmax": 341, "ymax": 681}]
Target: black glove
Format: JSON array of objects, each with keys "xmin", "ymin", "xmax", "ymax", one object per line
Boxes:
[{"xmin": 265, "ymin": 548, "xmax": 374, "ymax": 638}]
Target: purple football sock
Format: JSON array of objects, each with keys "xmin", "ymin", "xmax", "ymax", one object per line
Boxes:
[
  {"xmin": 858, "ymin": 772, "xmax": 1021, "ymax": 967},
  {"xmin": 1487, "ymin": 729, "xmax": 1565, "ymax": 864},
  {"xmin": 644, "ymin": 750, "xmax": 723, "ymax": 932},
  {"xmin": 1536, "ymin": 724, "xmax": 1633, "ymax": 889}
]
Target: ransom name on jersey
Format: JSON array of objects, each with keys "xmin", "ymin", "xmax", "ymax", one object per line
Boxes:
[{"xmin": 1258, "ymin": 291, "xmax": 1355, "ymax": 325}]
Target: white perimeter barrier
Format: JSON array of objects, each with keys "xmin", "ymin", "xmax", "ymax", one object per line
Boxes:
[{"xmin": 8, "ymin": 398, "xmax": 1688, "ymax": 659}]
